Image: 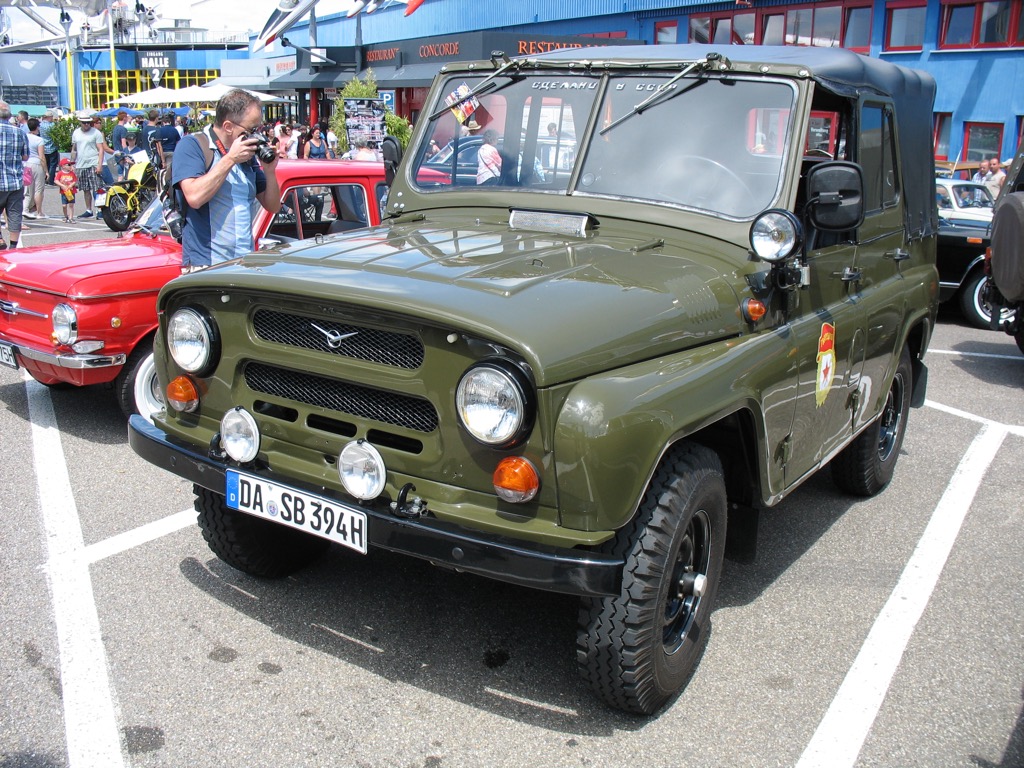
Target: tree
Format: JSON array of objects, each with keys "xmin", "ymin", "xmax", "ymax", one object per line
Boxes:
[{"xmin": 328, "ymin": 69, "xmax": 411, "ymax": 157}]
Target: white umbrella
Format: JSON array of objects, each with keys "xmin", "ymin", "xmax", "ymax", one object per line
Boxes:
[
  {"xmin": 201, "ymin": 84, "xmax": 288, "ymax": 103},
  {"xmin": 108, "ymin": 86, "xmax": 180, "ymax": 105}
]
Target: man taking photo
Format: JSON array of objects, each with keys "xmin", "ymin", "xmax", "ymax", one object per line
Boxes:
[{"xmin": 172, "ymin": 89, "xmax": 280, "ymax": 272}]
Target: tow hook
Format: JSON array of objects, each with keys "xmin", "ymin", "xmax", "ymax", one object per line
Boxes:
[
  {"xmin": 209, "ymin": 432, "xmax": 226, "ymax": 461},
  {"xmin": 391, "ymin": 482, "xmax": 427, "ymax": 519}
]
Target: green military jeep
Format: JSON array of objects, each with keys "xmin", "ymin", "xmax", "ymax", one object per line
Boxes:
[{"xmin": 130, "ymin": 45, "xmax": 939, "ymax": 714}]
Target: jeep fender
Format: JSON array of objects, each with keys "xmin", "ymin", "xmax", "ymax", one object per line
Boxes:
[{"xmin": 552, "ymin": 332, "xmax": 795, "ymax": 533}]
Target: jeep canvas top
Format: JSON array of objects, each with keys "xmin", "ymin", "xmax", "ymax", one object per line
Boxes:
[{"xmin": 129, "ymin": 45, "xmax": 939, "ymax": 714}]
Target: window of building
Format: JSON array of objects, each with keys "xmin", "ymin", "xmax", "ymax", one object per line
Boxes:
[
  {"xmin": 885, "ymin": 1, "xmax": 927, "ymax": 50},
  {"xmin": 688, "ymin": 2, "xmax": 870, "ymax": 48},
  {"xmin": 934, "ymin": 113, "xmax": 952, "ymax": 160},
  {"xmin": 82, "ymin": 68, "xmax": 219, "ymax": 110},
  {"xmin": 964, "ymin": 122, "xmax": 1004, "ymax": 161},
  {"xmin": 844, "ymin": 5, "xmax": 873, "ymax": 50},
  {"xmin": 655, "ymin": 20, "xmax": 678, "ymax": 44},
  {"xmin": 579, "ymin": 31, "xmax": 628, "ymax": 38},
  {"xmin": 940, "ymin": 0, "xmax": 1022, "ymax": 48}
]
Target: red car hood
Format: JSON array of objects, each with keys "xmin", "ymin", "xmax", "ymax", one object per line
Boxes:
[{"xmin": 0, "ymin": 233, "xmax": 182, "ymax": 297}]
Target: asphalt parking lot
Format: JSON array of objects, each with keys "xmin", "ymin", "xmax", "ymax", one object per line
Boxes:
[{"xmin": 1, "ymin": 215, "xmax": 1023, "ymax": 766}]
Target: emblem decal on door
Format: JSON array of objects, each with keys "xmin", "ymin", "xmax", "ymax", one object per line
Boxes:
[{"xmin": 816, "ymin": 322, "xmax": 835, "ymax": 408}]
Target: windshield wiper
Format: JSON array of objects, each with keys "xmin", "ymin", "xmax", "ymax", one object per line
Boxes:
[
  {"xmin": 427, "ymin": 55, "xmax": 523, "ymax": 122},
  {"xmin": 599, "ymin": 52, "xmax": 731, "ymax": 136}
]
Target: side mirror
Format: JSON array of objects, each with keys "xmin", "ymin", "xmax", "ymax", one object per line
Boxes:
[
  {"xmin": 806, "ymin": 161, "xmax": 864, "ymax": 231},
  {"xmin": 381, "ymin": 136, "xmax": 403, "ymax": 187}
]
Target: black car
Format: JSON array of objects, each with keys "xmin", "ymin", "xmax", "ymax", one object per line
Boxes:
[{"xmin": 937, "ymin": 218, "xmax": 994, "ymax": 327}]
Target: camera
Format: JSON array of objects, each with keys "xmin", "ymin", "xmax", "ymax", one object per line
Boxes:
[{"xmin": 247, "ymin": 133, "xmax": 277, "ymax": 164}]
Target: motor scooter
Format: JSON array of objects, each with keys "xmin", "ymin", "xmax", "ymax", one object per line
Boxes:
[{"xmin": 98, "ymin": 147, "xmax": 159, "ymax": 232}]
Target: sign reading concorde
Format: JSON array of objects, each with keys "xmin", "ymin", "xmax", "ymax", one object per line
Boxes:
[{"xmin": 361, "ymin": 31, "xmax": 641, "ymax": 80}]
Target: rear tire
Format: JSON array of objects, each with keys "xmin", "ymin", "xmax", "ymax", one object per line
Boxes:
[
  {"xmin": 195, "ymin": 486, "xmax": 329, "ymax": 578},
  {"xmin": 101, "ymin": 192, "xmax": 132, "ymax": 231},
  {"xmin": 831, "ymin": 345, "xmax": 912, "ymax": 496},
  {"xmin": 577, "ymin": 443, "xmax": 726, "ymax": 715}
]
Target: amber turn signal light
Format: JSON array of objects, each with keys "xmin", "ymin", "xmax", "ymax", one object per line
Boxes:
[
  {"xmin": 166, "ymin": 375, "xmax": 199, "ymax": 413},
  {"xmin": 493, "ymin": 456, "xmax": 540, "ymax": 503},
  {"xmin": 742, "ymin": 298, "xmax": 767, "ymax": 323}
]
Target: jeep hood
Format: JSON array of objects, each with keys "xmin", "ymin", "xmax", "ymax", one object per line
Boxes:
[
  {"xmin": 0, "ymin": 233, "xmax": 181, "ymax": 297},
  {"xmin": 186, "ymin": 220, "xmax": 749, "ymax": 386}
]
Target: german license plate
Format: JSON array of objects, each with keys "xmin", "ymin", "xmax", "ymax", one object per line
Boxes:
[
  {"xmin": 95, "ymin": 192, "xmax": 106, "ymax": 207},
  {"xmin": 225, "ymin": 470, "xmax": 367, "ymax": 554},
  {"xmin": 0, "ymin": 341, "xmax": 17, "ymax": 370}
]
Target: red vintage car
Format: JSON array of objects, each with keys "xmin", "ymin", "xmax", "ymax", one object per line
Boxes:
[{"xmin": 0, "ymin": 159, "xmax": 390, "ymax": 419}]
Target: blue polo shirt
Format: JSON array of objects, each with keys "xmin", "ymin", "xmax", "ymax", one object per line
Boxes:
[{"xmin": 172, "ymin": 130, "xmax": 267, "ymax": 268}]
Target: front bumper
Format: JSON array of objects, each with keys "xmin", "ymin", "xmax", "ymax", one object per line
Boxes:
[
  {"xmin": 128, "ymin": 415, "xmax": 624, "ymax": 598},
  {"xmin": 11, "ymin": 339, "xmax": 126, "ymax": 369}
]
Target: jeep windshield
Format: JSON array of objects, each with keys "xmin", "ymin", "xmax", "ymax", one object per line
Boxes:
[{"xmin": 412, "ymin": 71, "xmax": 796, "ymax": 219}]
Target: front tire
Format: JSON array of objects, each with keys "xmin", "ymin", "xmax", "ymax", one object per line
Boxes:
[
  {"xmin": 101, "ymin": 192, "xmax": 132, "ymax": 231},
  {"xmin": 195, "ymin": 486, "xmax": 329, "ymax": 578},
  {"xmin": 577, "ymin": 443, "xmax": 727, "ymax": 715},
  {"xmin": 960, "ymin": 270, "xmax": 1014, "ymax": 329},
  {"xmin": 831, "ymin": 345, "xmax": 912, "ymax": 496},
  {"xmin": 114, "ymin": 341, "xmax": 162, "ymax": 422}
]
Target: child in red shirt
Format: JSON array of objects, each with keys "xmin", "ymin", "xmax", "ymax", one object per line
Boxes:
[{"xmin": 55, "ymin": 159, "xmax": 78, "ymax": 223}]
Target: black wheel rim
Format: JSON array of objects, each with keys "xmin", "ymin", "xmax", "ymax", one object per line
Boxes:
[
  {"xmin": 663, "ymin": 509, "xmax": 712, "ymax": 655},
  {"xmin": 877, "ymin": 370, "xmax": 906, "ymax": 462}
]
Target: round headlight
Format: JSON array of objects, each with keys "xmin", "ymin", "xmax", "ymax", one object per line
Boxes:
[
  {"xmin": 339, "ymin": 440, "xmax": 386, "ymax": 501},
  {"xmin": 52, "ymin": 303, "xmax": 78, "ymax": 345},
  {"xmin": 167, "ymin": 307, "xmax": 215, "ymax": 374},
  {"xmin": 220, "ymin": 407, "xmax": 260, "ymax": 463},
  {"xmin": 456, "ymin": 364, "xmax": 531, "ymax": 447},
  {"xmin": 750, "ymin": 209, "xmax": 802, "ymax": 263}
]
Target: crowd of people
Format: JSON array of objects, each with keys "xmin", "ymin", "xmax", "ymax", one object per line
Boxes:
[
  {"xmin": 0, "ymin": 100, "xmax": 384, "ymax": 247},
  {"xmin": 970, "ymin": 156, "xmax": 1008, "ymax": 199}
]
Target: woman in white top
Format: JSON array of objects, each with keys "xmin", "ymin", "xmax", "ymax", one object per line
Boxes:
[{"xmin": 23, "ymin": 118, "xmax": 47, "ymax": 219}]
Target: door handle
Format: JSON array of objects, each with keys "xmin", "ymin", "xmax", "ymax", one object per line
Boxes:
[
  {"xmin": 833, "ymin": 267, "xmax": 862, "ymax": 283},
  {"xmin": 885, "ymin": 248, "xmax": 910, "ymax": 261}
]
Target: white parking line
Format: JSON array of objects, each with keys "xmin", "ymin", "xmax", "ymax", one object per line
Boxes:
[
  {"xmin": 796, "ymin": 421, "xmax": 1007, "ymax": 768},
  {"xmin": 83, "ymin": 509, "xmax": 195, "ymax": 564},
  {"xmin": 25, "ymin": 376, "xmax": 126, "ymax": 768},
  {"xmin": 928, "ymin": 348, "xmax": 1024, "ymax": 362}
]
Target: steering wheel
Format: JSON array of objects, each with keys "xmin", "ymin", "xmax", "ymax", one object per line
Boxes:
[{"xmin": 657, "ymin": 155, "xmax": 754, "ymax": 212}]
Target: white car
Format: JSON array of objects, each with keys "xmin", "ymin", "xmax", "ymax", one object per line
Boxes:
[{"xmin": 936, "ymin": 178, "xmax": 994, "ymax": 226}]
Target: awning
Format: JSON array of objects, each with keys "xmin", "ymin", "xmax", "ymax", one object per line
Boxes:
[
  {"xmin": 361, "ymin": 62, "xmax": 441, "ymax": 88},
  {"xmin": 270, "ymin": 68, "xmax": 355, "ymax": 90},
  {"xmin": 204, "ymin": 75, "xmax": 283, "ymax": 90}
]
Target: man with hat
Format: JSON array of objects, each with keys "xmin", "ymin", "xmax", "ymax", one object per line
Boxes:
[
  {"xmin": 69, "ymin": 110, "xmax": 107, "ymax": 218},
  {"xmin": 40, "ymin": 109, "xmax": 59, "ymax": 185},
  {"xmin": 154, "ymin": 111, "xmax": 180, "ymax": 165}
]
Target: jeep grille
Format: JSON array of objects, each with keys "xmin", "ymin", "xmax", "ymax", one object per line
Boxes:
[
  {"xmin": 244, "ymin": 362, "xmax": 439, "ymax": 433},
  {"xmin": 252, "ymin": 308, "xmax": 424, "ymax": 369}
]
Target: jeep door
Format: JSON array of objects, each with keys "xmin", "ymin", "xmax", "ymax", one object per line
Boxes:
[
  {"xmin": 849, "ymin": 101, "xmax": 908, "ymax": 433},
  {"xmin": 784, "ymin": 233, "xmax": 862, "ymax": 484}
]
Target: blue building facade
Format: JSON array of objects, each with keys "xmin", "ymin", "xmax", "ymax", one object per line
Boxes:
[{"xmin": 262, "ymin": 0, "xmax": 1024, "ymax": 164}]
